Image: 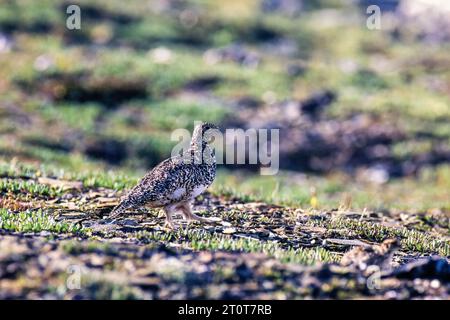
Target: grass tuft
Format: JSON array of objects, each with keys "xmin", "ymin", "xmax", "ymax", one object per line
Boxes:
[{"xmin": 0, "ymin": 208, "xmax": 85, "ymax": 234}]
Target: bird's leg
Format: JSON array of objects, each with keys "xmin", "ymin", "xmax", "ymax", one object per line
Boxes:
[
  {"xmin": 179, "ymin": 203, "xmax": 190, "ymax": 221},
  {"xmin": 163, "ymin": 205, "xmax": 178, "ymax": 229},
  {"xmin": 180, "ymin": 202, "xmax": 212, "ymax": 223}
]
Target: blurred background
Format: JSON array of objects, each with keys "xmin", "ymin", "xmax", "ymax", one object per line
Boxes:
[{"xmin": 0, "ymin": 0, "xmax": 449, "ymax": 212}]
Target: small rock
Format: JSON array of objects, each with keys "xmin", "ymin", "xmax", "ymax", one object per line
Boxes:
[
  {"xmin": 222, "ymin": 227, "xmax": 237, "ymax": 234},
  {"xmin": 148, "ymin": 47, "xmax": 173, "ymax": 64},
  {"xmin": 122, "ymin": 219, "xmax": 139, "ymax": 226}
]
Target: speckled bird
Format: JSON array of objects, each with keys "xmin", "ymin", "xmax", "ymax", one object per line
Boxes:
[
  {"xmin": 340, "ymin": 238, "xmax": 401, "ymax": 272},
  {"xmin": 110, "ymin": 122, "xmax": 219, "ymax": 229}
]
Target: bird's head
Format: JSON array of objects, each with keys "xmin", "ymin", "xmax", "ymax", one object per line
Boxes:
[
  {"xmin": 189, "ymin": 122, "xmax": 220, "ymax": 164},
  {"xmin": 192, "ymin": 122, "xmax": 220, "ymax": 144},
  {"xmin": 199, "ymin": 122, "xmax": 219, "ymax": 133}
]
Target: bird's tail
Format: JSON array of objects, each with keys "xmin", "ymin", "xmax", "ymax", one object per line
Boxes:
[{"xmin": 110, "ymin": 198, "xmax": 132, "ymax": 218}]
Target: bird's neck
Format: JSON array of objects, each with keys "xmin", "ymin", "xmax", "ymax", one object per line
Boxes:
[{"xmin": 189, "ymin": 140, "xmax": 215, "ymax": 165}]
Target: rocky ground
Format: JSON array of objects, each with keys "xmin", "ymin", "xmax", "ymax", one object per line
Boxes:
[{"xmin": 0, "ymin": 172, "xmax": 448, "ymax": 299}]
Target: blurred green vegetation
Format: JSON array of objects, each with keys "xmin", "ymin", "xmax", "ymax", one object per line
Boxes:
[{"xmin": 0, "ymin": 0, "xmax": 449, "ymax": 213}]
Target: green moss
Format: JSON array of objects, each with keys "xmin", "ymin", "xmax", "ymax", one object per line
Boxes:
[
  {"xmin": 308, "ymin": 216, "xmax": 450, "ymax": 256},
  {"xmin": 0, "ymin": 208, "xmax": 84, "ymax": 234},
  {"xmin": 0, "ymin": 179, "xmax": 62, "ymax": 198},
  {"xmin": 136, "ymin": 229, "xmax": 340, "ymax": 265}
]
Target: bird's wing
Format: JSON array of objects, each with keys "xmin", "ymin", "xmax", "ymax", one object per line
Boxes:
[{"xmin": 110, "ymin": 156, "xmax": 186, "ymax": 217}]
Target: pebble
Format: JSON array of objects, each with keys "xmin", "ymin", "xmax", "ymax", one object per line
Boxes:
[{"xmin": 222, "ymin": 227, "xmax": 237, "ymax": 234}]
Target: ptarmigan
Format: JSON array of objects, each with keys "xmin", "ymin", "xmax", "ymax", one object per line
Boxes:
[
  {"xmin": 110, "ymin": 122, "xmax": 219, "ymax": 229},
  {"xmin": 340, "ymin": 238, "xmax": 401, "ymax": 272}
]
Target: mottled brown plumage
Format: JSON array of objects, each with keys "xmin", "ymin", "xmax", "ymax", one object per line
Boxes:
[
  {"xmin": 110, "ymin": 122, "xmax": 219, "ymax": 228},
  {"xmin": 341, "ymin": 238, "xmax": 401, "ymax": 272}
]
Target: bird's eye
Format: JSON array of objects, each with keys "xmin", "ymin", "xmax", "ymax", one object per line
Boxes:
[{"xmin": 203, "ymin": 133, "xmax": 215, "ymax": 144}]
